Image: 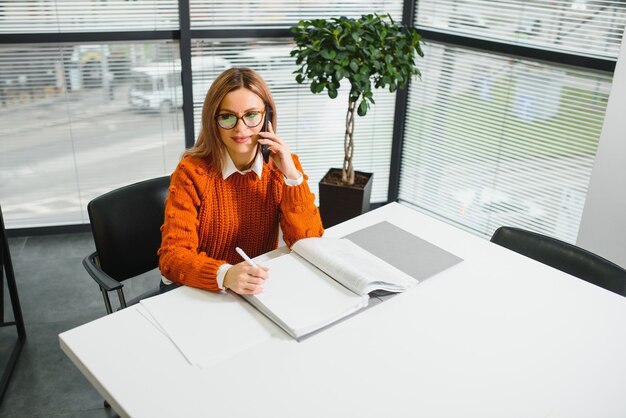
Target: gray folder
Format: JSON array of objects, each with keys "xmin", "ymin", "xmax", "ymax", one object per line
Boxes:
[{"xmin": 344, "ymin": 221, "xmax": 463, "ymax": 283}]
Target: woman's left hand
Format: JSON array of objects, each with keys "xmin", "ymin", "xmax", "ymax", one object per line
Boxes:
[{"xmin": 258, "ymin": 121, "xmax": 301, "ymax": 181}]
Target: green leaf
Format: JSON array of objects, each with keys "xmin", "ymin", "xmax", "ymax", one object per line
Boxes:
[
  {"xmin": 357, "ymin": 100, "xmax": 368, "ymax": 116},
  {"xmin": 349, "ymin": 60, "xmax": 359, "ymax": 73}
]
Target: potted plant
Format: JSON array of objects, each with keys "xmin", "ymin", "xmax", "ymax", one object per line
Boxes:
[{"xmin": 291, "ymin": 13, "xmax": 424, "ymax": 227}]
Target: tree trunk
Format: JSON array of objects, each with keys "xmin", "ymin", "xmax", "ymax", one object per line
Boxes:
[{"xmin": 342, "ymin": 99, "xmax": 356, "ymax": 185}]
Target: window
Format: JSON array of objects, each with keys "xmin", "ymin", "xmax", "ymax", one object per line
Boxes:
[
  {"xmin": 2, "ymin": 0, "xmax": 405, "ymax": 228},
  {"xmin": 6, "ymin": 0, "xmax": 623, "ymax": 234},
  {"xmin": 0, "ymin": 0, "xmax": 179, "ymax": 33},
  {"xmin": 416, "ymin": 0, "xmax": 626, "ymax": 59},
  {"xmin": 0, "ymin": 0, "xmax": 182, "ymax": 228},
  {"xmin": 190, "ymin": 0, "xmax": 402, "ymax": 29},
  {"xmin": 0, "ymin": 41, "xmax": 184, "ymax": 227},
  {"xmin": 399, "ymin": 0, "xmax": 625, "ymax": 242}
]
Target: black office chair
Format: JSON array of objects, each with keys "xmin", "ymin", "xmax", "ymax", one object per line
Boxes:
[
  {"xmin": 490, "ymin": 226, "xmax": 626, "ymax": 297},
  {"xmin": 83, "ymin": 176, "xmax": 170, "ymax": 314}
]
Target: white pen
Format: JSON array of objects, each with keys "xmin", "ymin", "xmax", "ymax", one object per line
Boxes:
[{"xmin": 235, "ymin": 247, "xmax": 257, "ymax": 266}]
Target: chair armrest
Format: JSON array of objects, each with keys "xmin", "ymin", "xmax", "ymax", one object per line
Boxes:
[{"xmin": 82, "ymin": 252, "xmax": 123, "ymax": 292}]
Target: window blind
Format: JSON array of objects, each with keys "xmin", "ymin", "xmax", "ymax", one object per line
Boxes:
[
  {"xmin": 0, "ymin": 0, "xmax": 179, "ymax": 33},
  {"xmin": 189, "ymin": 0, "xmax": 402, "ymax": 29},
  {"xmin": 0, "ymin": 41, "xmax": 184, "ymax": 227},
  {"xmin": 415, "ymin": 0, "xmax": 626, "ymax": 59},
  {"xmin": 399, "ymin": 42, "xmax": 612, "ymax": 242},
  {"xmin": 190, "ymin": 39, "xmax": 397, "ymax": 204}
]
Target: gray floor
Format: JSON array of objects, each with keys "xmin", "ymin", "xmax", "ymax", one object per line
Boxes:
[{"xmin": 0, "ymin": 232, "xmax": 160, "ymax": 417}]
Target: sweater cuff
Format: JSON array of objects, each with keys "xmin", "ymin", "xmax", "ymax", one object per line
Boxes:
[{"xmin": 284, "ymin": 171, "xmax": 303, "ymax": 186}]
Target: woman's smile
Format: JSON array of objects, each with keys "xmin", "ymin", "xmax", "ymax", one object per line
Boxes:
[{"xmin": 231, "ymin": 135, "xmax": 252, "ymax": 144}]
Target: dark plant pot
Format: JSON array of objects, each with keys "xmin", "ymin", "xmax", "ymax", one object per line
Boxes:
[{"xmin": 318, "ymin": 168, "xmax": 373, "ymax": 228}]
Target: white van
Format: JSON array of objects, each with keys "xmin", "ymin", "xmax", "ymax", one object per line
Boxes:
[{"xmin": 129, "ymin": 56, "xmax": 231, "ymax": 112}]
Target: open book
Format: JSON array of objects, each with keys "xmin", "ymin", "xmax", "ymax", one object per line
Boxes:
[{"xmin": 242, "ymin": 237, "xmax": 417, "ymax": 340}]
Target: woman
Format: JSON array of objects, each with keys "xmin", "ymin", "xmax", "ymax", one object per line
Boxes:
[{"xmin": 158, "ymin": 67, "xmax": 324, "ymax": 295}]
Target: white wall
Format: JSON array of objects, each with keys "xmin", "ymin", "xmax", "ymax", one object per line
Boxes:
[{"xmin": 577, "ymin": 30, "xmax": 626, "ymax": 267}]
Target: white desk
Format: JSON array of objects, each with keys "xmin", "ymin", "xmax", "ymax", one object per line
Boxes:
[{"xmin": 60, "ymin": 203, "xmax": 626, "ymax": 418}]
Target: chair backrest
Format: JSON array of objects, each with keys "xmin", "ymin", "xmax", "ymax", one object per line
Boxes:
[
  {"xmin": 491, "ymin": 226, "xmax": 626, "ymax": 296},
  {"xmin": 87, "ymin": 176, "xmax": 170, "ymax": 282}
]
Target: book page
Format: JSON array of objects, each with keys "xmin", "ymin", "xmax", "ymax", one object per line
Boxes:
[
  {"xmin": 245, "ymin": 253, "xmax": 368, "ymax": 339},
  {"xmin": 291, "ymin": 237, "xmax": 417, "ymax": 295}
]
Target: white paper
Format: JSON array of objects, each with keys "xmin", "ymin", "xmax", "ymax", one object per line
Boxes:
[{"xmin": 140, "ymin": 287, "xmax": 273, "ymax": 368}]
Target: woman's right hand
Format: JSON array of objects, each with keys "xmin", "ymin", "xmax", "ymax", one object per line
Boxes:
[{"xmin": 223, "ymin": 262, "xmax": 269, "ymax": 295}]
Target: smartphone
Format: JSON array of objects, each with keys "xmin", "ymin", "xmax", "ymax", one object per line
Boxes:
[{"xmin": 261, "ymin": 106, "xmax": 272, "ymax": 163}]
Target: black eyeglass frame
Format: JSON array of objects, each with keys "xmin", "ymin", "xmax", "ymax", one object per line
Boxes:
[{"xmin": 214, "ymin": 108, "xmax": 266, "ymax": 130}]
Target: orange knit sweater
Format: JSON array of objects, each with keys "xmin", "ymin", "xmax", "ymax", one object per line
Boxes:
[{"xmin": 158, "ymin": 154, "xmax": 324, "ymax": 291}]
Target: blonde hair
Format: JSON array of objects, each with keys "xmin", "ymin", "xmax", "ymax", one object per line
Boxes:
[{"xmin": 183, "ymin": 67, "xmax": 277, "ymax": 173}]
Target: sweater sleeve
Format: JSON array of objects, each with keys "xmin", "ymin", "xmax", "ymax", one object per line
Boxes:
[
  {"xmin": 157, "ymin": 159, "xmax": 225, "ymax": 291},
  {"xmin": 279, "ymin": 154, "xmax": 324, "ymax": 247}
]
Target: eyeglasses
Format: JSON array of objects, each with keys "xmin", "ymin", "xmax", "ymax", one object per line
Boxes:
[{"xmin": 215, "ymin": 109, "xmax": 265, "ymax": 130}]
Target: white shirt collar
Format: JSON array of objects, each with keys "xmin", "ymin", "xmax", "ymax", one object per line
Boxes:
[{"xmin": 222, "ymin": 149, "xmax": 263, "ymax": 180}]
